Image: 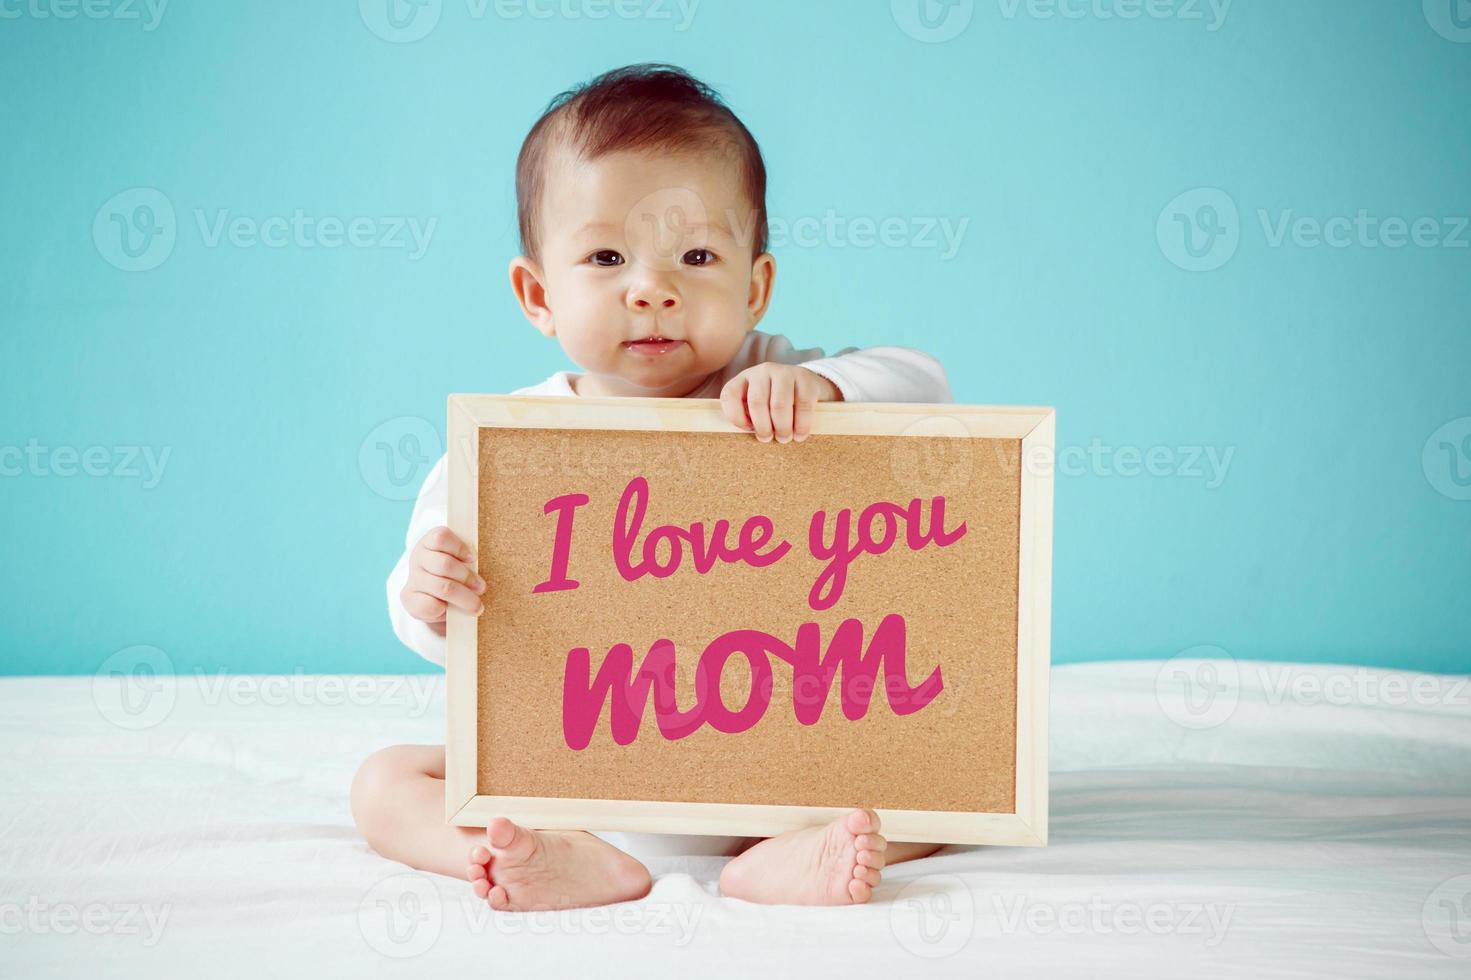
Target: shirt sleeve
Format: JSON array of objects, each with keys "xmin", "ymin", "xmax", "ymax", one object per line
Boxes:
[
  {"xmin": 385, "ymin": 453, "xmax": 451, "ymax": 667},
  {"xmin": 749, "ymin": 333, "xmax": 953, "ymax": 404}
]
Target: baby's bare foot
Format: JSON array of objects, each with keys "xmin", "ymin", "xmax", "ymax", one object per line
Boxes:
[
  {"xmin": 718, "ymin": 808, "xmax": 886, "ymax": 905},
  {"xmin": 466, "ymin": 818, "xmax": 651, "ymax": 911}
]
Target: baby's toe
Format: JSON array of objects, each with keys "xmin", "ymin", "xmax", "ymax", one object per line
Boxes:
[
  {"xmin": 470, "ymin": 845, "xmax": 491, "ymax": 864},
  {"xmin": 853, "ymin": 865, "xmax": 881, "ymax": 888},
  {"xmin": 857, "ymin": 848, "xmax": 885, "ymax": 870},
  {"xmin": 471, "ymin": 878, "xmax": 490, "ymax": 900},
  {"xmin": 487, "ymin": 884, "xmax": 510, "ymax": 910},
  {"xmin": 847, "ymin": 878, "xmax": 874, "ymax": 904},
  {"xmin": 467, "ymin": 863, "xmax": 488, "ymax": 882},
  {"xmin": 844, "ymin": 808, "xmax": 881, "ymax": 836},
  {"xmin": 854, "ymin": 833, "xmax": 886, "ymax": 853}
]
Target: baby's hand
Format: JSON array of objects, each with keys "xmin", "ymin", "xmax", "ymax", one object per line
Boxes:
[
  {"xmin": 720, "ymin": 364, "xmax": 842, "ymax": 444},
  {"xmin": 402, "ymin": 526, "xmax": 486, "ymax": 623}
]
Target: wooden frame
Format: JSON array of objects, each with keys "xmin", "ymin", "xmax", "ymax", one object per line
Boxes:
[{"xmin": 445, "ymin": 395, "xmax": 1054, "ymax": 846}]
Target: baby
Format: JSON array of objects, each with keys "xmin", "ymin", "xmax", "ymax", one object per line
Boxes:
[{"xmin": 351, "ymin": 64, "xmax": 954, "ymax": 911}]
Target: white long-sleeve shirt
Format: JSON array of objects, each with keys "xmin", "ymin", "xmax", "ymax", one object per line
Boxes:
[{"xmin": 386, "ymin": 330, "xmax": 953, "ymax": 666}]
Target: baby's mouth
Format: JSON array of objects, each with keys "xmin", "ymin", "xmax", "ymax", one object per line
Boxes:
[{"xmin": 623, "ymin": 336, "xmax": 685, "ymax": 355}]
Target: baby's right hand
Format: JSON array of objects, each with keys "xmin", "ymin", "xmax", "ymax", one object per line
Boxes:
[{"xmin": 402, "ymin": 527, "xmax": 486, "ymax": 623}]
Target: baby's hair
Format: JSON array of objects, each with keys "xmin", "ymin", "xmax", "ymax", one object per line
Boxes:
[{"xmin": 515, "ymin": 63, "xmax": 768, "ymax": 263}]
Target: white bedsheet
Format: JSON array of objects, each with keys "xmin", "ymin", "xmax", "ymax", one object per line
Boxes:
[{"xmin": 2, "ymin": 659, "xmax": 1468, "ymax": 978}]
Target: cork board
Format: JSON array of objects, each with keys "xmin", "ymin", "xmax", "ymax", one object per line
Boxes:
[{"xmin": 445, "ymin": 395, "xmax": 1053, "ymax": 846}]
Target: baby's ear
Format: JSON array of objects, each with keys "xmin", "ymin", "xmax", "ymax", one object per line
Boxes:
[
  {"xmin": 509, "ymin": 256, "xmax": 555, "ymax": 337},
  {"xmin": 746, "ymin": 251, "xmax": 776, "ymax": 325}
]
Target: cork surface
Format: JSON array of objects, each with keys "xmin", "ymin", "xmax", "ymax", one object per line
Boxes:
[{"xmin": 475, "ymin": 426, "xmax": 1020, "ymax": 814}]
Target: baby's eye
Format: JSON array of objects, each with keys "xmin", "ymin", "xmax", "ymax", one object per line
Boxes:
[
  {"xmin": 589, "ymin": 249, "xmax": 624, "ymax": 267},
  {"xmin": 682, "ymin": 248, "xmax": 716, "ymax": 266}
]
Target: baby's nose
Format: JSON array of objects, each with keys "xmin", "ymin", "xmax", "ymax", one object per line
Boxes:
[{"xmin": 628, "ymin": 282, "xmax": 680, "ymax": 310}]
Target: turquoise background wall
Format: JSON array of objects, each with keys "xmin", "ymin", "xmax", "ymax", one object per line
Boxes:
[{"xmin": 1, "ymin": 0, "xmax": 1468, "ymax": 677}]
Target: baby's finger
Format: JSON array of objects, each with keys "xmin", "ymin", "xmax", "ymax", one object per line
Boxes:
[
  {"xmin": 420, "ymin": 549, "xmax": 486, "ymax": 594},
  {"xmin": 769, "ymin": 378, "xmax": 796, "ymax": 443},
  {"xmin": 419, "ymin": 526, "xmax": 473, "ymax": 563},
  {"xmin": 401, "ymin": 589, "xmax": 447, "ymax": 624},
  {"xmin": 745, "ymin": 373, "xmax": 773, "ymax": 442},
  {"xmin": 411, "ymin": 574, "xmax": 484, "ymax": 616},
  {"xmin": 720, "ymin": 378, "xmax": 752, "ymax": 430},
  {"xmin": 792, "ymin": 394, "xmax": 815, "ymax": 442}
]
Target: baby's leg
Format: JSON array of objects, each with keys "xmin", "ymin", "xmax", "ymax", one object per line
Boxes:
[
  {"xmin": 719, "ymin": 809, "xmax": 944, "ymax": 906},
  {"xmin": 351, "ymin": 745, "xmax": 652, "ymax": 909}
]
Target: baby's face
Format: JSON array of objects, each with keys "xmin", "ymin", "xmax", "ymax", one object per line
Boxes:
[{"xmin": 512, "ymin": 147, "xmax": 773, "ymax": 398}]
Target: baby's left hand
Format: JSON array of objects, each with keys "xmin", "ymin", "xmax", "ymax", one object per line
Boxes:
[{"xmin": 720, "ymin": 364, "xmax": 843, "ymax": 444}]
